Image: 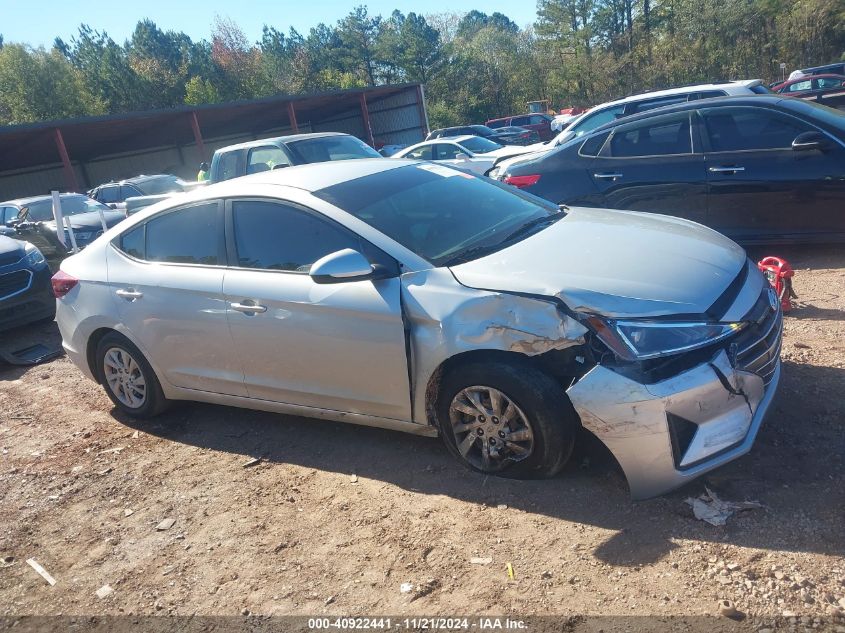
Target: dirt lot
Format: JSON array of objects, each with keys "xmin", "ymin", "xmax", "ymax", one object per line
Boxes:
[{"xmin": 0, "ymin": 246, "xmax": 843, "ymax": 628}]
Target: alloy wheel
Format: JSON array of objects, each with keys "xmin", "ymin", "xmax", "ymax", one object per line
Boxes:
[
  {"xmin": 103, "ymin": 346, "xmax": 147, "ymax": 408},
  {"xmin": 448, "ymin": 385, "xmax": 535, "ymax": 471}
]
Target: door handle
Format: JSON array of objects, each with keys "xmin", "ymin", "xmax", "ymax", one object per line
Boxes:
[
  {"xmin": 594, "ymin": 172, "xmax": 623, "ymax": 180},
  {"xmin": 231, "ymin": 301, "xmax": 267, "ymax": 314},
  {"xmin": 115, "ymin": 288, "xmax": 143, "ymax": 301},
  {"xmin": 709, "ymin": 166, "xmax": 745, "ymax": 173}
]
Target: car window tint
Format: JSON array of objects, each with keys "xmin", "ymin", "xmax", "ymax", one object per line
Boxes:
[
  {"xmin": 511, "ymin": 116, "xmax": 529, "ymax": 126},
  {"xmin": 529, "ymin": 115, "xmax": 547, "ymax": 125},
  {"xmin": 288, "ymin": 136, "xmax": 380, "ymax": 163},
  {"xmin": 579, "ymin": 131, "xmax": 611, "ymax": 157},
  {"xmin": 436, "ymin": 144, "xmax": 464, "ymax": 160},
  {"xmin": 406, "ymin": 145, "xmax": 433, "ymax": 160},
  {"xmin": 787, "ymin": 80, "xmax": 812, "ymax": 92},
  {"xmin": 572, "ymin": 105, "xmax": 625, "ymax": 136},
  {"xmin": 610, "ymin": 114, "xmax": 692, "ymax": 157},
  {"xmin": 119, "ymin": 225, "xmax": 145, "ymax": 259},
  {"xmin": 817, "ymin": 77, "xmax": 843, "ymax": 89},
  {"xmin": 145, "ymin": 203, "xmax": 220, "ymax": 265},
  {"xmin": 121, "ymin": 185, "xmax": 143, "ymax": 199},
  {"xmin": 700, "ymin": 107, "xmax": 815, "ymax": 152},
  {"xmin": 232, "ymin": 200, "xmax": 357, "ymax": 273},
  {"xmin": 630, "ymin": 95, "xmax": 689, "ymax": 114},
  {"xmin": 218, "ymin": 151, "xmax": 241, "ymax": 182},
  {"xmin": 696, "ymin": 90, "xmax": 728, "ymax": 100},
  {"xmin": 247, "ymin": 146, "xmax": 290, "ymax": 175},
  {"xmin": 98, "ymin": 186, "xmax": 120, "ymax": 204}
]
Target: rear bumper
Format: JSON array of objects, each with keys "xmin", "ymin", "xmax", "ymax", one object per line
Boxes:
[
  {"xmin": 0, "ymin": 265, "xmax": 55, "ymax": 332},
  {"xmin": 567, "ymin": 349, "xmax": 780, "ymax": 499}
]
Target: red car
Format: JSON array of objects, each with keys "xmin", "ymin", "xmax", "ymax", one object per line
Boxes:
[
  {"xmin": 486, "ymin": 113, "xmax": 555, "ymax": 141},
  {"xmin": 772, "ymin": 74, "xmax": 845, "ymax": 109}
]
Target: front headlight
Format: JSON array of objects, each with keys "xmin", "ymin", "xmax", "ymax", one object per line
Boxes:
[
  {"xmin": 585, "ymin": 316, "xmax": 745, "ymax": 361},
  {"xmin": 24, "ymin": 242, "xmax": 46, "ymax": 267}
]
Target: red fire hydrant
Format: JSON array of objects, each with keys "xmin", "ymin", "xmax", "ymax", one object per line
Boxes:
[{"xmin": 757, "ymin": 256, "xmax": 796, "ymax": 312}]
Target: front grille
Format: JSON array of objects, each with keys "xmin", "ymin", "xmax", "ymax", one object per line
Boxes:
[
  {"xmin": 732, "ymin": 287, "xmax": 782, "ymax": 387},
  {"xmin": 0, "ymin": 269, "xmax": 32, "ymax": 300}
]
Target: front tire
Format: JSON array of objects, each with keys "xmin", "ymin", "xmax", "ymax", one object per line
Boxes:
[
  {"xmin": 96, "ymin": 332, "xmax": 169, "ymax": 418},
  {"xmin": 436, "ymin": 359, "xmax": 578, "ymax": 478}
]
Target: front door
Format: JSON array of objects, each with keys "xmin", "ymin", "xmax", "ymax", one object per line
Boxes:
[
  {"xmin": 106, "ymin": 200, "xmax": 248, "ymax": 396},
  {"xmin": 700, "ymin": 105, "xmax": 845, "ymax": 242},
  {"xmin": 588, "ymin": 111, "xmax": 708, "ymax": 224},
  {"xmin": 222, "ymin": 198, "xmax": 412, "ymax": 421}
]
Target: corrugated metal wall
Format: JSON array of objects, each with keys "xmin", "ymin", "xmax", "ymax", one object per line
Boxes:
[{"xmin": 0, "ymin": 86, "xmax": 425, "ymax": 200}]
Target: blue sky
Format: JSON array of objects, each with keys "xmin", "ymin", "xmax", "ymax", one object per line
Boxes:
[{"xmin": 2, "ymin": 0, "xmax": 539, "ymax": 47}]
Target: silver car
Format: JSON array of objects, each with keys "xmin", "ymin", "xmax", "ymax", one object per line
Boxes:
[{"xmin": 53, "ymin": 159, "xmax": 782, "ymax": 499}]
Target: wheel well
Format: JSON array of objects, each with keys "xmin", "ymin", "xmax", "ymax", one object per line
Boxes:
[
  {"xmin": 86, "ymin": 327, "xmax": 118, "ymax": 383},
  {"xmin": 423, "ymin": 347, "xmax": 590, "ymax": 428}
]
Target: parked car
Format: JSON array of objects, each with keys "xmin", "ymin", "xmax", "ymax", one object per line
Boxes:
[
  {"xmin": 0, "ymin": 235, "xmax": 54, "ymax": 331},
  {"xmin": 551, "ymin": 107, "xmax": 590, "ymax": 132},
  {"xmin": 209, "ymin": 132, "xmax": 381, "ymax": 184},
  {"xmin": 54, "ymin": 159, "xmax": 781, "ymax": 499},
  {"xmin": 89, "ymin": 174, "xmax": 189, "ymax": 211},
  {"xmin": 392, "ymin": 135, "xmax": 535, "ymax": 175},
  {"xmin": 2, "ymin": 194, "xmax": 126, "ymax": 259},
  {"xmin": 554, "ymin": 80, "xmax": 773, "ymax": 145},
  {"xmin": 491, "ymin": 95, "xmax": 845, "ymax": 244},
  {"xmin": 487, "ymin": 114, "xmax": 555, "ymax": 141},
  {"xmin": 492, "ymin": 126, "xmax": 541, "ymax": 145},
  {"xmin": 771, "ymin": 74, "xmax": 845, "ymax": 109},
  {"xmin": 425, "ymin": 125, "xmax": 529, "ymax": 145},
  {"xmin": 788, "ymin": 62, "xmax": 845, "ymax": 81}
]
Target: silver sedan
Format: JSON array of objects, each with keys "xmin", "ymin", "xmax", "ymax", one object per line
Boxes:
[{"xmin": 53, "ymin": 159, "xmax": 781, "ymax": 498}]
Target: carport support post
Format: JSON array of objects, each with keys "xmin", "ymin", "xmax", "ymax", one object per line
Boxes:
[
  {"xmin": 359, "ymin": 93, "xmax": 375, "ymax": 147},
  {"xmin": 53, "ymin": 128, "xmax": 79, "ymax": 192},
  {"xmin": 416, "ymin": 85, "xmax": 429, "ymax": 140},
  {"xmin": 287, "ymin": 101, "xmax": 299, "ymax": 133},
  {"xmin": 190, "ymin": 111, "xmax": 207, "ymax": 163}
]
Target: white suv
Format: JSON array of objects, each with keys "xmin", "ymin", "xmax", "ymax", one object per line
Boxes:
[{"xmin": 551, "ymin": 80, "xmax": 773, "ymax": 136}]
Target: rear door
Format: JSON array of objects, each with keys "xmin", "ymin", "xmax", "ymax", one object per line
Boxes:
[
  {"xmin": 106, "ymin": 200, "xmax": 248, "ymax": 396},
  {"xmin": 587, "ymin": 111, "xmax": 708, "ymax": 224},
  {"xmin": 700, "ymin": 105, "xmax": 845, "ymax": 242},
  {"xmin": 222, "ymin": 198, "xmax": 412, "ymax": 420}
]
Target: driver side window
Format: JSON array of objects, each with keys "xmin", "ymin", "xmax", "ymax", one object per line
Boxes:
[{"xmin": 435, "ymin": 144, "xmax": 466, "ymax": 160}]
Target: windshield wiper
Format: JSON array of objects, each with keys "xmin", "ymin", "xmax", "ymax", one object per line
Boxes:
[
  {"xmin": 498, "ymin": 211, "xmax": 564, "ymax": 244},
  {"xmin": 441, "ymin": 243, "xmax": 506, "ymax": 267}
]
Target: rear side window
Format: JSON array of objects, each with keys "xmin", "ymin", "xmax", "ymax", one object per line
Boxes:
[
  {"xmin": 119, "ymin": 225, "xmax": 145, "ymax": 259},
  {"xmin": 287, "ymin": 136, "xmax": 380, "ymax": 163},
  {"xmin": 786, "ymin": 80, "xmax": 812, "ymax": 92},
  {"xmin": 694, "ymin": 90, "xmax": 728, "ymax": 100},
  {"xmin": 609, "ymin": 113, "xmax": 692, "ymax": 157},
  {"xmin": 247, "ymin": 146, "xmax": 290, "ymax": 174},
  {"xmin": 97, "ymin": 186, "xmax": 120, "ymax": 204},
  {"xmin": 217, "ymin": 151, "xmax": 241, "ymax": 182},
  {"xmin": 231, "ymin": 200, "xmax": 358, "ymax": 273},
  {"xmin": 145, "ymin": 202, "xmax": 221, "ymax": 265}
]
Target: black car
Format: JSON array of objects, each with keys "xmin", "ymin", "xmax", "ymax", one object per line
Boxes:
[
  {"xmin": 2, "ymin": 194, "xmax": 126, "ymax": 259},
  {"xmin": 0, "ymin": 235, "xmax": 54, "ymax": 332},
  {"xmin": 89, "ymin": 174, "xmax": 188, "ymax": 209},
  {"xmin": 426, "ymin": 124, "xmax": 529, "ymax": 146},
  {"xmin": 495, "ymin": 95, "xmax": 845, "ymax": 244}
]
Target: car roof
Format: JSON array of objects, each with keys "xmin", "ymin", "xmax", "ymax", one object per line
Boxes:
[
  {"xmin": 215, "ymin": 132, "xmax": 349, "ymax": 153},
  {"xmin": 600, "ymin": 80, "xmax": 764, "ymax": 107},
  {"xmin": 1, "ymin": 193, "xmax": 87, "ymax": 207},
  {"xmin": 783, "ymin": 73, "xmax": 845, "ymax": 83},
  {"xmin": 588, "ymin": 94, "xmax": 790, "ymax": 134},
  {"xmin": 201, "ymin": 158, "xmax": 411, "ymax": 194},
  {"xmin": 798, "ymin": 62, "xmax": 845, "ymax": 73}
]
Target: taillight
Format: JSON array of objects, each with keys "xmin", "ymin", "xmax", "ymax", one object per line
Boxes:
[
  {"xmin": 504, "ymin": 174, "xmax": 541, "ymax": 188},
  {"xmin": 51, "ymin": 270, "xmax": 78, "ymax": 298}
]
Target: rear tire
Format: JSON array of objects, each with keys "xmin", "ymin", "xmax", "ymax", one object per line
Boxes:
[
  {"xmin": 96, "ymin": 332, "xmax": 169, "ymax": 418},
  {"xmin": 436, "ymin": 359, "xmax": 578, "ymax": 478}
]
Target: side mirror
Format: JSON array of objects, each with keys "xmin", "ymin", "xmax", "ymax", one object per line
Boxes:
[
  {"xmin": 792, "ymin": 131, "xmax": 832, "ymax": 152},
  {"xmin": 310, "ymin": 248, "xmax": 376, "ymax": 284},
  {"xmin": 456, "ymin": 153, "xmax": 470, "ymax": 161},
  {"xmin": 271, "ymin": 163, "xmax": 289, "ymax": 170}
]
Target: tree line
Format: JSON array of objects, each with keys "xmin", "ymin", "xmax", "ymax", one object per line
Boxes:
[{"xmin": 0, "ymin": 0, "xmax": 843, "ymax": 130}]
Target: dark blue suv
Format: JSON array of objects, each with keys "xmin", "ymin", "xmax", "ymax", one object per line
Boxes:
[{"xmin": 0, "ymin": 235, "xmax": 54, "ymax": 332}]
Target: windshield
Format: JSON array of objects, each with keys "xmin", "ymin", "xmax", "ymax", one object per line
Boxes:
[
  {"xmin": 20, "ymin": 196, "xmax": 110, "ymax": 221},
  {"xmin": 469, "ymin": 125, "xmax": 497, "ymax": 137},
  {"xmin": 287, "ymin": 136, "xmax": 381, "ymax": 163},
  {"xmin": 313, "ymin": 164, "xmax": 559, "ymax": 267},
  {"xmin": 460, "ymin": 136, "xmax": 503, "ymax": 154}
]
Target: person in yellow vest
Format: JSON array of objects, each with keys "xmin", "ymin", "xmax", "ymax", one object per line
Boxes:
[{"xmin": 197, "ymin": 162, "xmax": 209, "ymax": 182}]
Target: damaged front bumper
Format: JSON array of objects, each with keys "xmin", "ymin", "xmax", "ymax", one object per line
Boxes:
[{"xmin": 567, "ymin": 349, "xmax": 780, "ymax": 499}]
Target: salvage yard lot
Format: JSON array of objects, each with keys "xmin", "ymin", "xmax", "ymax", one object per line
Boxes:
[{"xmin": 0, "ymin": 246, "xmax": 843, "ymax": 621}]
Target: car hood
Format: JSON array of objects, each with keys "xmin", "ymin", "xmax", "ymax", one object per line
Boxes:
[
  {"xmin": 484, "ymin": 145, "xmax": 537, "ymax": 159},
  {"xmin": 449, "ymin": 207, "xmax": 747, "ymax": 318},
  {"xmin": 44, "ymin": 210, "xmax": 126, "ymax": 230},
  {"xmin": 0, "ymin": 235, "xmax": 26, "ymax": 264}
]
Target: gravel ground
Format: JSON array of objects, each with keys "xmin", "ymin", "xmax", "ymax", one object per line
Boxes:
[{"xmin": 0, "ymin": 246, "xmax": 843, "ymax": 630}]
